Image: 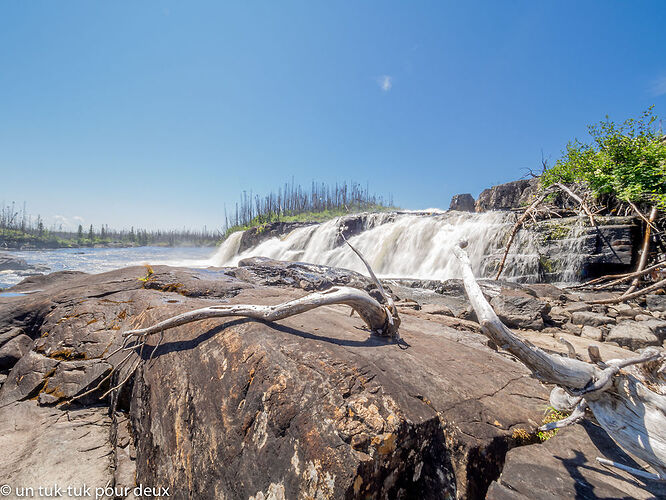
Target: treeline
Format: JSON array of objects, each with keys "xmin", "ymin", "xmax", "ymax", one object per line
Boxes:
[
  {"xmin": 1, "ymin": 180, "xmax": 395, "ymax": 248},
  {"xmin": 224, "ymin": 180, "xmax": 394, "ymax": 233},
  {"xmin": 0, "ymin": 201, "xmax": 218, "ymax": 249}
]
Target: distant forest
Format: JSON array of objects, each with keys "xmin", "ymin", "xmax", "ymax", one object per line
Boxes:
[
  {"xmin": 1, "ymin": 180, "xmax": 394, "ymax": 249},
  {"xmin": 224, "ymin": 180, "xmax": 394, "ymax": 234},
  {"xmin": 0, "ymin": 201, "xmax": 218, "ymax": 249}
]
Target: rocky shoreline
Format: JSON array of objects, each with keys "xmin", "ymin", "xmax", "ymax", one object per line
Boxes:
[{"xmin": 0, "ymin": 257, "xmax": 664, "ymax": 499}]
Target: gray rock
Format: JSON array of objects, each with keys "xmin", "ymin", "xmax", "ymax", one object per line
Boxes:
[
  {"xmin": 475, "ymin": 179, "xmax": 539, "ymax": 212},
  {"xmin": 646, "ymin": 294, "xmax": 666, "ymax": 312},
  {"xmin": 548, "ymin": 305, "xmax": 570, "ymax": 321},
  {"xmin": 490, "ymin": 290, "xmax": 549, "ymax": 330},
  {"xmin": 448, "ymin": 193, "xmax": 475, "ymax": 212},
  {"xmin": 0, "ymin": 333, "xmax": 33, "ymax": 371},
  {"xmin": 614, "ymin": 303, "xmax": 640, "ymax": 319},
  {"xmin": 563, "ymin": 302, "xmax": 591, "ymax": 314},
  {"xmin": 487, "ymin": 421, "xmax": 666, "ymax": 499},
  {"xmin": 570, "ymin": 311, "xmax": 615, "ymax": 327},
  {"xmin": 0, "ymin": 350, "xmax": 58, "ymax": 405},
  {"xmin": 580, "ymin": 325, "xmax": 604, "ymax": 341},
  {"xmin": 0, "ymin": 254, "xmax": 30, "ymax": 271},
  {"xmin": 635, "ymin": 314, "xmax": 654, "ymax": 321},
  {"xmin": 606, "ymin": 319, "xmax": 666, "ymax": 350},
  {"xmin": 0, "ymin": 401, "xmax": 113, "ymax": 496},
  {"xmin": 420, "ymin": 303, "xmax": 454, "ymax": 316},
  {"xmin": 563, "ymin": 322, "xmax": 582, "ymax": 335}
]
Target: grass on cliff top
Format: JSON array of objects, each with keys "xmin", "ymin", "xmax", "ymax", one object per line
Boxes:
[{"xmin": 223, "ymin": 205, "xmax": 399, "ymax": 239}]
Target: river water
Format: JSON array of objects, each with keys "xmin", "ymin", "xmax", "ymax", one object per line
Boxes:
[
  {"xmin": 0, "ymin": 246, "xmax": 213, "ymax": 289},
  {"xmin": 1, "ymin": 211, "xmax": 587, "ymax": 290}
]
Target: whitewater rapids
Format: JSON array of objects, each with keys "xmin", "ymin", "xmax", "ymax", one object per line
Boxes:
[{"xmin": 209, "ymin": 211, "xmax": 560, "ymax": 281}]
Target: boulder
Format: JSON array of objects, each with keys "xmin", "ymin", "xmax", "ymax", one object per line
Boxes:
[
  {"xmin": 646, "ymin": 294, "xmax": 666, "ymax": 313},
  {"xmin": 605, "ymin": 319, "xmax": 666, "ymax": 350},
  {"xmin": 489, "ymin": 290, "xmax": 549, "ymax": 330},
  {"xmin": 0, "ymin": 333, "xmax": 33, "ymax": 371},
  {"xmin": 570, "ymin": 311, "xmax": 615, "ymax": 327},
  {"xmin": 580, "ymin": 326, "xmax": 604, "ymax": 341},
  {"xmin": 563, "ymin": 302, "xmax": 591, "ymax": 314},
  {"xmin": 448, "ymin": 193, "xmax": 475, "ymax": 212}
]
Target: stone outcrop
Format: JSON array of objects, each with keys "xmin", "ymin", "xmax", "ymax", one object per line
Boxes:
[
  {"xmin": 238, "ymin": 222, "xmax": 316, "ymax": 253},
  {"xmin": 475, "ymin": 179, "xmax": 539, "ymax": 212},
  {"xmin": 605, "ymin": 319, "xmax": 666, "ymax": 350},
  {"xmin": 0, "ymin": 261, "xmax": 664, "ymax": 498},
  {"xmin": 0, "ymin": 253, "xmax": 50, "ymax": 280},
  {"xmin": 0, "ymin": 264, "xmax": 550, "ymax": 499},
  {"xmin": 449, "ymin": 194, "xmax": 476, "ymax": 212}
]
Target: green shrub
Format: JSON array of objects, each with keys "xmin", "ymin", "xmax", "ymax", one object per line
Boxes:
[{"xmin": 542, "ymin": 107, "xmax": 666, "ymax": 208}]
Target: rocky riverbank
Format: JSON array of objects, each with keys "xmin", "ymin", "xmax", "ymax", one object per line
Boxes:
[{"xmin": 0, "ymin": 259, "xmax": 664, "ymax": 499}]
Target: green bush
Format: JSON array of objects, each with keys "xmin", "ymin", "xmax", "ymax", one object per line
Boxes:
[{"xmin": 542, "ymin": 107, "xmax": 666, "ymax": 208}]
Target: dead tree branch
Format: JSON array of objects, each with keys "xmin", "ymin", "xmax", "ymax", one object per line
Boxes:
[
  {"xmin": 495, "ymin": 189, "xmax": 554, "ymax": 279},
  {"xmin": 623, "ymin": 206, "xmax": 659, "ymax": 296},
  {"xmin": 455, "ymin": 240, "xmax": 666, "ymax": 481},
  {"xmin": 587, "ymin": 277, "xmax": 666, "ymax": 305}
]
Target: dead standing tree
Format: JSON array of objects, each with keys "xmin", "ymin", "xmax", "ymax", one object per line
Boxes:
[{"xmin": 456, "ymin": 240, "xmax": 666, "ymax": 481}]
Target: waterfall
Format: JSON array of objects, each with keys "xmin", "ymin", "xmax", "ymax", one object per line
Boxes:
[{"xmin": 208, "ymin": 211, "xmax": 581, "ymax": 281}]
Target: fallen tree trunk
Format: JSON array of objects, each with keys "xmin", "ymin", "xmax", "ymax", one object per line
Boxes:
[{"xmin": 454, "ymin": 240, "xmax": 666, "ymax": 481}]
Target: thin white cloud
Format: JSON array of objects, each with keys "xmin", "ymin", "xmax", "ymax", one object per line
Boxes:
[
  {"xmin": 377, "ymin": 75, "xmax": 393, "ymax": 92},
  {"xmin": 650, "ymin": 76, "xmax": 666, "ymax": 96},
  {"xmin": 73, "ymin": 215, "xmax": 85, "ymax": 223}
]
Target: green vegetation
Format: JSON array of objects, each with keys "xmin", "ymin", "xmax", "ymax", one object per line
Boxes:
[
  {"xmin": 541, "ymin": 107, "xmax": 666, "ymax": 208},
  {"xmin": 537, "ymin": 407, "xmax": 571, "ymax": 442}
]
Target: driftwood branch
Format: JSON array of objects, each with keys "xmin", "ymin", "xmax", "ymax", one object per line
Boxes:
[
  {"xmin": 587, "ymin": 277, "xmax": 666, "ymax": 305},
  {"xmin": 539, "ymin": 399, "xmax": 588, "ymax": 431},
  {"xmin": 495, "ymin": 189, "xmax": 554, "ymax": 279},
  {"xmin": 495, "ymin": 182, "xmax": 624, "ymax": 280},
  {"xmin": 123, "ymin": 286, "xmax": 392, "ymax": 338},
  {"xmin": 623, "ymin": 206, "xmax": 658, "ymax": 296},
  {"xmin": 455, "ymin": 240, "xmax": 666, "ymax": 481}
]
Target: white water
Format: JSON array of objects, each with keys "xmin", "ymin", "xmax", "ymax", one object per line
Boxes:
[{"xmin": 210, "ymin": 211, "xmax": 555, "ymax": 281}]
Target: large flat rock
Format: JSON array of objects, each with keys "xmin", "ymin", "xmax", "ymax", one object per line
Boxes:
[{"xmin": 0, "ymin": 264, "xmax": 662, "ymax": 499}]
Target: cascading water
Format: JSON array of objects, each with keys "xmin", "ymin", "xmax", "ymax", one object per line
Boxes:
[{"xmin": 209, "ymin": 211, "xmax": 584, "ymax": 282}]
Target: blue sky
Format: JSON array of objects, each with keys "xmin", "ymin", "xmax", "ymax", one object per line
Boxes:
[{"xmin": 1, "ymin": 1, "xmax": 665, "ymax": 231}]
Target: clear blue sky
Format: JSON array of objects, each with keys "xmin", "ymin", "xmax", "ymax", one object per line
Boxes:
[{"xmin": 1, "ymin": 1, "xmax": 665, "ymax": 231}]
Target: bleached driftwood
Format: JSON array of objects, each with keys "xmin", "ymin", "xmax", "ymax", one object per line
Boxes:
[
  {"xmin": 123, "ymin": 286, "xmax": 394, "ymax": 338},
  {"xmin": 454, "ymin": 240, "xmax": 666, "ymax": 481}
]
